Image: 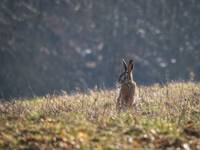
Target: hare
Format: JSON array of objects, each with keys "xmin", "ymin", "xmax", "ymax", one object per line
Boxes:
[{"xmin": 116, "ymin": 59, "xmax": 137, "ymax": 111}]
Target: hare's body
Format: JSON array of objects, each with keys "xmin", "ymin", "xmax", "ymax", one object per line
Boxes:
[
  {"xmin": 116, "ymin": 59, "xmax": 137, "ymax": 111},
  {"xmin": 117, "ymin": 81, "xmax": 136, "ymax": 108}
]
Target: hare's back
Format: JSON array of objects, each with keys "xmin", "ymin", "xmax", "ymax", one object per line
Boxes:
[{"xmin": 120, "ymin": 82, "xmax": 136, "ymax": 97}]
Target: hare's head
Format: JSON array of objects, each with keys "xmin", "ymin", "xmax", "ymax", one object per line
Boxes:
[{"xmin": 118, "ymin": 59, "xmax": 134, "ymax": 84}]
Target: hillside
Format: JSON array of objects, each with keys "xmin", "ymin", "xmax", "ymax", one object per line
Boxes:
[{"xmin": 0, "ymin": 82, "xmax": 200, "ymax": 149}]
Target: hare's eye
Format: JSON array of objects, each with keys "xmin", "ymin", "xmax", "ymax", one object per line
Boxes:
[{"xmin": 123, "ymin": 75, "xmax": 127, "ymax": 81}]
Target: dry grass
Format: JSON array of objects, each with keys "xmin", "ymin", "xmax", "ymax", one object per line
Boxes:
[{"xmin": 0, "ymin": 82, "xmax": 200, "ymax": 149}]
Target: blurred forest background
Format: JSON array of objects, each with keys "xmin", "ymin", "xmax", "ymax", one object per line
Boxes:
[{"xmin": 0, "ymin": 0, "xmax": 200, "ymax": 99}]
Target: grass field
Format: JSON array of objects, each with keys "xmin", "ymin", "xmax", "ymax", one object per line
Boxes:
[{"xmin": 0, "ymin": 82, "xmax": 200, "ymax": 150}]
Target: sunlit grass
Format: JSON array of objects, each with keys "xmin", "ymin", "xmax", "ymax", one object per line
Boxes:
[{"xmin": 0, "ymin": 82, "xmax": 200, "ymax": 149}]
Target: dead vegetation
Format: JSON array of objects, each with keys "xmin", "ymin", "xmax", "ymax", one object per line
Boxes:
[{"xmin": 0, "ymin": 82, "xmax": 200, "ymax": 149}]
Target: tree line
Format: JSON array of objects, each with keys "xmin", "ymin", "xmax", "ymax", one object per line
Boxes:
[{"xmin": 0, "ymin": 0, "xmax": 200, "ymax": 99}]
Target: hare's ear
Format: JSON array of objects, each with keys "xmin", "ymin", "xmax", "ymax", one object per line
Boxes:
[
  {"xmin": 128, "ymin": 59, "xmax": 134, "ymax": 72},
  {"xmin": 122, "ymin": 59, "xmax": 127, "ymax": 71}
]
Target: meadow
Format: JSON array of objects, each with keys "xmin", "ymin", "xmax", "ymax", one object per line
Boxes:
[{"xmin": 0, "ymin": 82, "xmax": 200, "ymax": 150}]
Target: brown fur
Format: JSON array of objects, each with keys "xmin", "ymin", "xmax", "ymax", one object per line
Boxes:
[{"xmin": 116, "ymin": 59, "xmax": 137, "ymax": 111}]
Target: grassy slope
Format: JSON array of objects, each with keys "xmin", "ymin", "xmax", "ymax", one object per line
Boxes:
[{"xmin": 0, "ymin": 82, "xmax": 200, "ymax": 150}]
